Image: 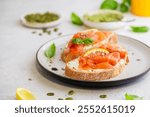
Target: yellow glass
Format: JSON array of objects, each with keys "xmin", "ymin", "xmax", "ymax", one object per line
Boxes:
[{"xmin": 131, "ymin": 0, "xmax": 150, "ymax": 17}]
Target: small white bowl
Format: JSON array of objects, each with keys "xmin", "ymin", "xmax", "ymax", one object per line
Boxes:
[
  {"xmin": 83, "ymin": 10, "xmax": 126, "ymax": 30},
  {"xmin": 21, "ymin": 12, "xmax": 62, "ymax": 29}
]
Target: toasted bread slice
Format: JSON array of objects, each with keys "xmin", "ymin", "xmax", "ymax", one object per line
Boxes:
[
  {"xmin": 62, "ymin": 29, "xmax": 118, "ymax": 63},
  {"xmin": 65, "ymin": 58, "xmax": 126, "ymax": 81},
  {"xmin": 65, "ymin": 44, "xmax": 128, "ymax": 81}
]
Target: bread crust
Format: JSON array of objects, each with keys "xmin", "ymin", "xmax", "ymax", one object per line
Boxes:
[
  {"xmin": 65, "ymin": 60, "xmax": 126, "ymax": 81},
  {"xmin": 63, "ymin": 30, "xmax": 128, "ymax": 80},
  {"xmin": 61, "ymin": 51, "xmax": 67, "ymax": 62}
]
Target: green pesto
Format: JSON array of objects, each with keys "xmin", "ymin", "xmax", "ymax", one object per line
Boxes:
[
  {"xmin": 25, "ymin": 12, "xmax": 59, "ymax": 23},
  {"xmin": 84, "ymin": 11, "xmax": 123, "ymax": 22}
]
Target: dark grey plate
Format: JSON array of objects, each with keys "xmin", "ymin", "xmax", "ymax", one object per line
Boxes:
[{"xmin": 36, "ymin": 34, "xmax": 150, "ymax": 87}]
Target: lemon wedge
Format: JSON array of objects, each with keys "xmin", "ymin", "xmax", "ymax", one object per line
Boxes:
[
  {"xmin": 16, "ymin": 88, "xmax": 36, "ymax": 100},
  {"xmin": 84, "ymin": 48, "xmax": 109, "ymax": 57}
]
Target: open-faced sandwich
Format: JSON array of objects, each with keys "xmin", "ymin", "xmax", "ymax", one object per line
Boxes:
[
  {"xmin": 62, "ymin": 29, "xmax": 129, "ymax": 81},
  {"xmin": 62, "ymin": 29, "xmax": 118, "ymax": 63},
  {"xmin": 65, "ymin": 44, "xmax": 129, "ymax": 81}
]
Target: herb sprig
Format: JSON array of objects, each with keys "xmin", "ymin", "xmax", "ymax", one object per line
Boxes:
[
  {"xmin": 100, "ymin": 0, "xmax": 118, "ymax": 10},
  {"xmin": 45, "ymin": 43, "xmax": 56, "ymax": 58},
  {"xmin": 71, "ymin": 12, "xmax": 83, "ymax": 25},
  {"xmin": 130, "ymin": 26, "xmax": 149, "ymax": 33},
  {"xmin": 100, "ymin": 0, "xmax": 131, "ymax": 13},
  {"xmin": 72, "ymin": 38, "xmax": 93, "ymax": 45},
  {"xmin": 125, "ymin": 93, "xmax": 143, "ymax": 100}
]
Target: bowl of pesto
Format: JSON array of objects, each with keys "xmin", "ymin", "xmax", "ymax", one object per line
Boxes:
[
  {"xmin": 21, "ymin": 12, "xmax": 62, "ymax": 28},
  {"xmin": 83, "ymin": 10, "xmax": 126, "ymax": 30}
]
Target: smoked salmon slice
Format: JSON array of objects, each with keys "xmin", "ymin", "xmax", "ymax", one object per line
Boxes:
[
  {"xmin": 78, "ymin": 45, "xmax": 127, "ymax": 70},
  {"xmin": 108, "ymin": 52, "xmax": 120, "ymax": 66},
  {"xmin": 62, "ymin": 29, "xmax": 118, "ymax": 63},
  {"xmin": 95, "ymin": 62, "xmax": 113, "ymax": 69}
]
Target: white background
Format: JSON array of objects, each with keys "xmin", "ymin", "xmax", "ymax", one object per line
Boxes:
[
  {"xmin": 0, "ymin": 100, "xmax": 150, "ymax": 117},
  {"xmin": 0, "ymin": 0, "xmax": 150, "ymax": 100}
]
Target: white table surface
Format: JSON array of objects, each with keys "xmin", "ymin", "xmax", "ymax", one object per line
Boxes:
[{"xmin": 0, "ymin": 0, "xmax": 150, "ymax": 100}]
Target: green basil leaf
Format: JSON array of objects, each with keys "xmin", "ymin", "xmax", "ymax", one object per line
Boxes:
[
  {"xmin": 83, "ymin": 38, "xmax": 93, "ymax": 44},
  {"xmin": 100, "ymin": 0, "xmax": 118, "ymax": 10},
  {"xmin": 45, "ymin": 43, "xmax": 56, "ymax": 58},
  {"xmin": 123, "ymin": 0, "xmax": 131, "ymax": 6},
  {"xmin": 72, "ymin": 38, "xmax": 84, "ymax": 44},
  {"xmin": 120, "ymin": 3, "xmax": 129, "ymax": 13},
  {"xmin": 130, "ymin": 26, "xmax": 149, "ymax": 32},
  {"xmin": 72, "ymin": 38, "xmax": 93, "ymax": 45},
  {"xmin": 126, "ymin": 0, "xmax": 131, "ymax": 6},
  {"xmin": 71, "ymin": 12, "xmax": 83, "ymax": 25},
  {"xmin": 125, "ymin": 93, "xmax": 143, "ymax": 100}
]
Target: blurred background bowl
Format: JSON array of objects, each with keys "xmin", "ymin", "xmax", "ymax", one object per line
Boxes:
[
  {"xmin": 83, "ymin": 10, "xmax": 126, "ymax": 30},
  {"xmin": 21, "ymin": 11, "xmax": 62, "ymax": 29}
]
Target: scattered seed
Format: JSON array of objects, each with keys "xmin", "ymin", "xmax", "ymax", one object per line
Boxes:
[
  {"xmin": 42, "ymin": 28, "xmax": 47, "ymax": 33},
  {"xmin": 47, "ymin": 92, "xmax": 54, "ymax": 96},
  {"xmin": 32, "ymin": 31, "xmax": 37, "ymax": 34},
  {"xmin": 58, "ymin": 32, "xmax": 62, "ymax": 36},
  {"xmin": 136, "ymin": 59, "xmax": 141, "ymax": 61},
  {"xmin": 68, "ymin": 90, "xmax": 75, "ymax": 96},
  {"xmin": 28, "ymin": 78, "xmax": 32, "ymax": 81},
  {"xmin": 73, "ymin": 67, "xmax": 76, "ymax": 70},
  {"xmin": 99, "ymin": 95, "xmax": 107, "ymax": 99},
  {"xmin": 131, "ymin": 52, "xmax": 134, "ymax": 55},
  {"xmin": 47, "ymin": 31, "xmax": 51, "ymax": 35},
  {"xmin": 65, "ymin": 97, "xmax": 73, "ymax": 100},
  {"xmin": 49, "ymin": 60, "xmax": 53, "ymax": 63},
  {"xmin": 54, "ymin": 28, "xmax": 58, "ymax": 32},
  {"xmin": 38, "ymin": 33, "xmax": 42, "ymax": 36},
  {"xmin": 61, "ymin": 68, "xmax": 65, "ymax": 71},
  {"xmin": 51, "ymin": 67, "xmax": 58, "ymax": 71}
]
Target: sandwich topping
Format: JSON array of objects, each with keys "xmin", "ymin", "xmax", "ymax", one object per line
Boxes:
[
  {"xmin": 72, "ymin": 38, "xmax": 93, "ymax": 45},
  {"xmin": 63, "ymin": 30, "xmax": 117, "ymax": 62},
  {"xmin": 64, "ymin": 29, "xmax": 129, "ymax": 80},
  {"xmin": 79, "ymin": 44, "xmax": 127, "ymax": 70},
  {"xmin": 84, "ymin": 48, "xmax": 109, "ymax": 57}
]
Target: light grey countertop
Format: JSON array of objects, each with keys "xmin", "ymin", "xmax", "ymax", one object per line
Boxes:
[{"xmin": 0, "ymin": 0, "xmax": 150, "ymax": 100}]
